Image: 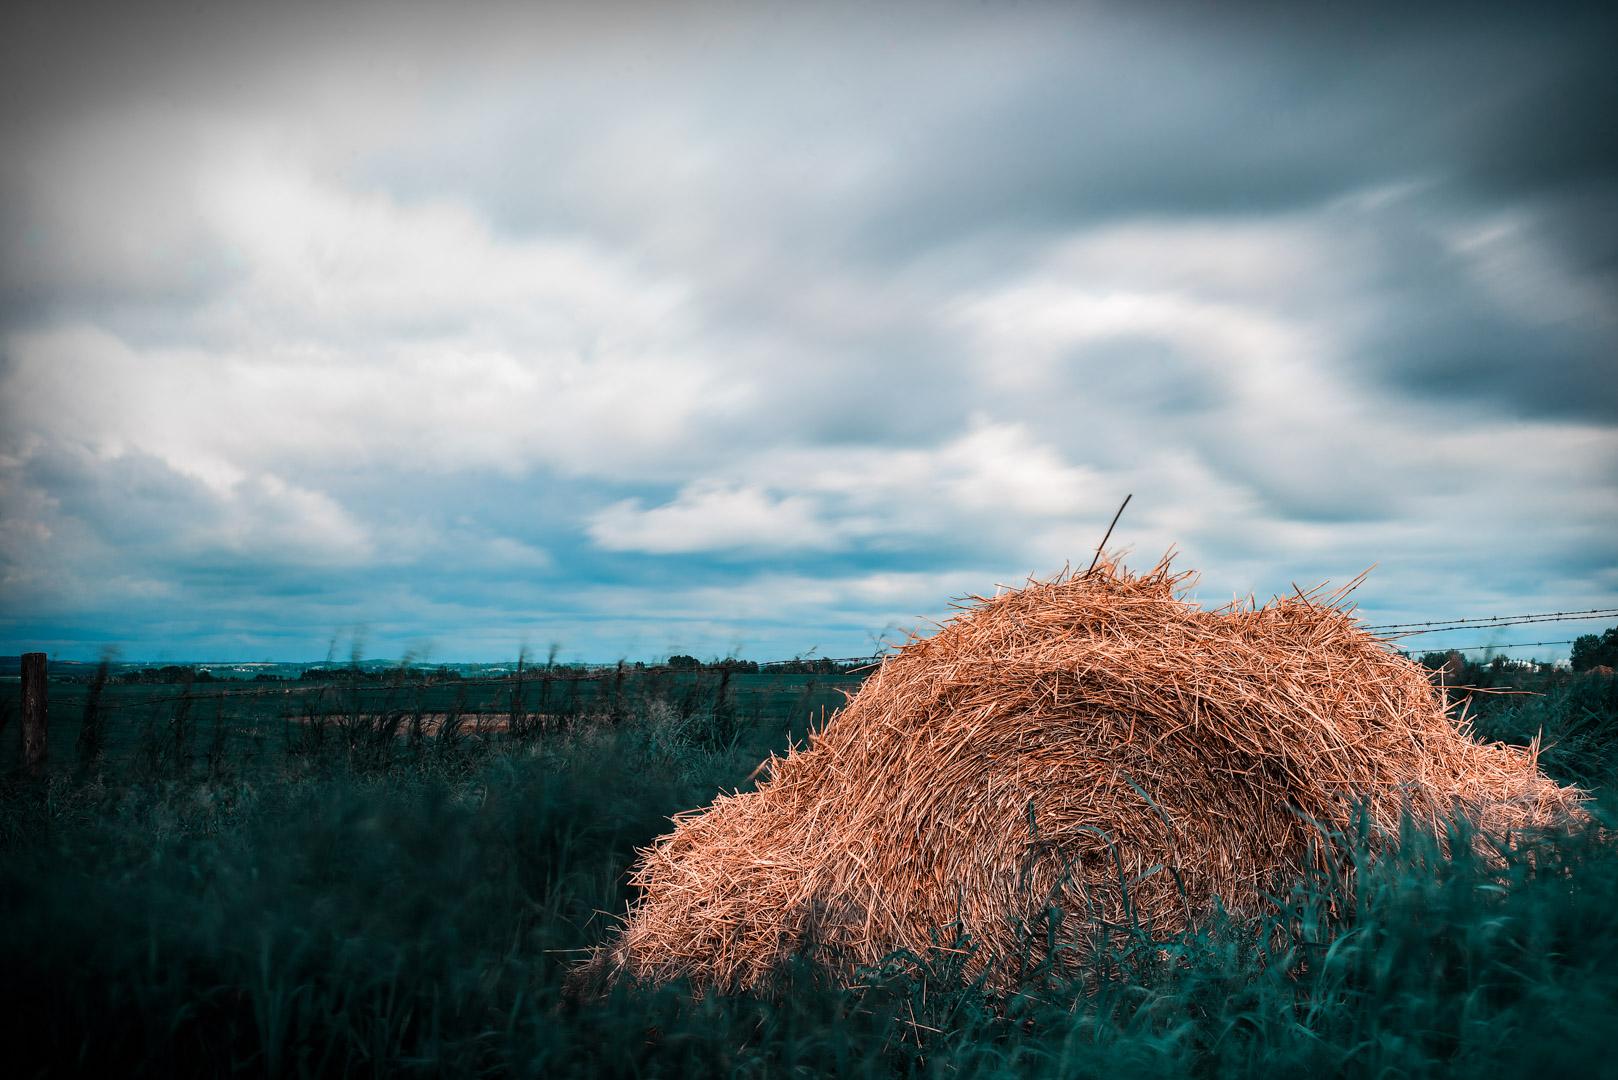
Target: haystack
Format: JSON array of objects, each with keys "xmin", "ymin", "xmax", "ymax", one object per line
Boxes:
[{"xmin": 593, "ymin": 556, "xmax": 1583, "ymax": 992}]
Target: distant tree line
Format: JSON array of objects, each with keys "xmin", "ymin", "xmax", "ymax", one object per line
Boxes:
[
  {"xmin": 665, "ymin": 655, "xmax": 761, "ymax": 673},
  {"xmin": 112, "ymin": 665, "xmax": 221, "ymax": 685},
  {"xmin": 104, "ymin": 665, "xmax": 468, "ymax": 685},
  {"xmin": 1572, "ymin": 627, "xmax": 1618, "ymax": 672},
  {"xmin": 298, "ymin": 666, "xmax": 464, "ymax": 682},
  {"xmin": 1419, "ymin": 651, "xmax": 1558, "ymax": 678},
  {"xmin": 661, "ymin": 655, "xmax": 880, "ymax": 674},
  {"xmin": 758, "ymin": 658, "xmax": 874, "ymax": 675}
]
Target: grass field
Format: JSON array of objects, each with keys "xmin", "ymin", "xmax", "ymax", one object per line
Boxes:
[{"xmin": 2, "ymin": 661, "xmax": 1616, "ymax": 1077}]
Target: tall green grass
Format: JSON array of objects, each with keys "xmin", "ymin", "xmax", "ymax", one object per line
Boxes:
[{"xmin": 3, "ymin": 673, "xmax": 1617, "ymax": 1077}]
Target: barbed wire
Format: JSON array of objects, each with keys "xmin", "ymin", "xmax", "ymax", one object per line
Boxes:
[
  {"xmin": 85, "ymin": 679, "xmax": 505, "ymax": 712},
  {"xmin": 1408, "ymin": 639, "xmax": 1577, "ymax": 654},
  {"xmin": 1364, "ymin": 608, "xmax": 1618, "ymax": 636},
  {"xmin": 76, "ymin": 670, "xmax": 869, "ymax": 712}
]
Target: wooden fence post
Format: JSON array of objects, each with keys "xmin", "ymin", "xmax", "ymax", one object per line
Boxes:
[{"xmin": 21, "ymin": 652, "xmax": 47, "ymax": 773}]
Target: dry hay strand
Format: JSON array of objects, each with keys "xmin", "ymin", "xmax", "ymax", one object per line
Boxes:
[{"xmin": 589, "ymin": 555, "xmax": 1585, "ymax": 993}]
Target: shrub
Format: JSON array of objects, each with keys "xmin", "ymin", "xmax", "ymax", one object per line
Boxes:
[{"xmin": 1572, "ymin": 626, "xmax": 1618, "ymax": 672}]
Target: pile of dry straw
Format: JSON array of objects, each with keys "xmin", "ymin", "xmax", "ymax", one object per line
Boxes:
[{"xmin": 590, "ymin": 556, "xmax": 1584, "ymax": 992}]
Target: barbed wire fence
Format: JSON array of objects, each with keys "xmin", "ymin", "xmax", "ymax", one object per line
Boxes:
[
  {"xmin": 8, "ymin": 607, "xmax": 1616, "ymax": 774},
  {"xmin": 6, "ymin": 652, "xmax": 882, "ymax": 775},
  {"xmin": 1363, "ymin": 607, "xmax": 1618, "ymax": 637}
]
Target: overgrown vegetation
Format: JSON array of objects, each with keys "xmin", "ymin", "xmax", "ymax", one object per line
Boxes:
[
  {"xmin": 1421, "ymin": 650, "xmax": 1618, "ymax": 791},
  {"xmin": 2, "ymin": 663, "xmax": 1616, "ymax": 1077}
]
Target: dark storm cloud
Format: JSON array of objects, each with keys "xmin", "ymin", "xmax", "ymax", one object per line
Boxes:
[
  {"xmin": 1297, "ymin": 0, "xmax": 1618, "ymax": 199},
  {"xmin": 843, "ymin": 5, "xmax": 1618, "ymax": 420},
  {"xmin": 339, "ymin": 1, "xmax": 1617, "ymax": 425},
  {"xmin": 23, "ymin": 445, "xmax": 215, "ymax": 553}
]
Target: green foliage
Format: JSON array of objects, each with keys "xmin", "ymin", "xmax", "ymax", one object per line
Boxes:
[
  {"xmin": 2, "ymin": 669, "xmax": 1616, "ymax": 1077},
  {"xmin": 1572, "ymin": 626, "xmax": 1618, "ymax": 672}
]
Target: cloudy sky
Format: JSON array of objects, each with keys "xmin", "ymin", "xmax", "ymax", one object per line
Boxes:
[{"xmin": 2, "ymin": 0, "xmax": 1614, "ymax": 664}]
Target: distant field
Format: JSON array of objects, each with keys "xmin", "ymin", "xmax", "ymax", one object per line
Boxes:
[{"xmin": 4, "ymin": 666, "xmax": 868, "ymax": 778}]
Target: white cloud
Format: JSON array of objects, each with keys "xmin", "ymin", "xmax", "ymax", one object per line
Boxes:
[
  {"xmin": 208, "ymin": 473, "xmax": 375, "ymax": 566},
  {"xmin": 586, "ymin": 420, "xmax": 1101, "ymax": 556},
  {"xmin": 590, "ymin": 485, "xmax": 836, "ymax": 554},
  {"xmin": 194, "ymin": 155, "xmax": 692, "ymax": 330}
]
